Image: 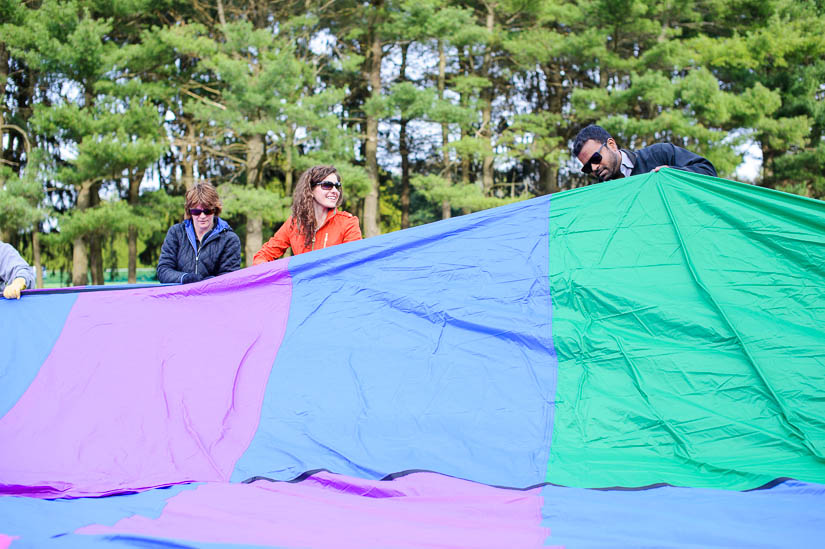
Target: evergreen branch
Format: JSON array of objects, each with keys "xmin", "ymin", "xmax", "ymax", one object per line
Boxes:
[
  {"xmin": 1, "ymin": 124, "xmax": 31, "ymax": 156},
  {"xmin": 180, "ymin": 88, "xmax": 226, "ymax": 110}
]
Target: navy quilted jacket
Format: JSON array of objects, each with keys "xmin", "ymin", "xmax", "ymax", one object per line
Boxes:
[{"xmin": 156, "ymin": 217, "xmax": 241, "ymax": 284}]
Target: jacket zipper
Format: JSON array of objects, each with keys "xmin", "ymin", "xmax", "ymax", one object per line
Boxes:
[
  {"xmin": 193, "ymin": 227, "xmax": 219, "ymax": 275},
  {"xmin": 312, "ymin": 211, "xmax": 334, "ymax": 251}
]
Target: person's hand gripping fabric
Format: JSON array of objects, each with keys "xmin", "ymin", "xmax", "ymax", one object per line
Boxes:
[{"xmin": 3, "ymin": 277, "xmax": 27, "ymax": 299}]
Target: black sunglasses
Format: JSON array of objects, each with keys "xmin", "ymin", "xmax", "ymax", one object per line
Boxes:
[
  {"xmin": 312, "ymin": 181, "xmax": 342, "ymax": 190},
  {"xmin": 189, "ymin": 208, "xmax": 215, "ymax": 216},
  {"xmin": 581, "ymin": 143, "xmax": 607, "ymax": 174}
]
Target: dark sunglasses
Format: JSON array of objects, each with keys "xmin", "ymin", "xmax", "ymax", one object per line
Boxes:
[
  {"xmin": 581, "ymin": 143, "xmax": 607, "ymax": 174},
  {"xmin": 312, "ymin": 181, "xmax": 342, "ymax": 191},
  {"xmin": 189, "ymin": 208, "xmax": 215, "ymax": 216}
]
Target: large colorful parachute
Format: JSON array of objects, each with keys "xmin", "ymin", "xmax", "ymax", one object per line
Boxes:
[{"xmin": 1, "ymin": 169, "xmax": 824, "ymax": 547}]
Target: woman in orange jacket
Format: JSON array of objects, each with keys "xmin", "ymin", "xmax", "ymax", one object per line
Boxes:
[{"xmin": 253, "ymin": 165, "xmax": 362, "ymax": 264}]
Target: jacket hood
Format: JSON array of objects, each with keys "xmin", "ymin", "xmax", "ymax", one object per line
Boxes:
[
  {"xmin": 184, "ymin": 216, "xmax": 231, "ymax": 233},
  {"xmin": 184, "ymin": 217, "xmax": 233, "ymax": 251}
]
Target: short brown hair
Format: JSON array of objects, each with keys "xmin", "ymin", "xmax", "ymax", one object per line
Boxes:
[{"xmin": 184, "ymin": 183, "xmax": 222, "ymax": 219}]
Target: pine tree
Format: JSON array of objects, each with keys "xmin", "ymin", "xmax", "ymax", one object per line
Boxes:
[{"xmin": 3, "ymin": 0, "xmax": 166, "ymax": 285}]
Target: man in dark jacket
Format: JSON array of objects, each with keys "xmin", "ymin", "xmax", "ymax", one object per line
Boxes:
[
  {"xmin": 572, "ymin": 124, "xmax": 717, "ymax": 182},
  {"xmin": 157, "ymin": 183, "xmax": 241, "ymax": 284}
]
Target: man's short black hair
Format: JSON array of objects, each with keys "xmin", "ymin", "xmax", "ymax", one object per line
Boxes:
[{"xmin": 572, "ymin": 124, "xmax": 613, "ymax": 157}]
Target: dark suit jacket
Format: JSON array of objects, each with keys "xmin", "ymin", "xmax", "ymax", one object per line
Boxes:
[{"xmin": 625, "ymin": 143, "xmax": 717, "ymax": 177}]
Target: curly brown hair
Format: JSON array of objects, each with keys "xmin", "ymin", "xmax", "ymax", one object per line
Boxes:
[
  {"xmin": 291, "ymin": 165, "xmax": 343, "ymax": 249},
  {"xmin": 183, "ymin": 183, "xmax": 222, "ymax": 220}
]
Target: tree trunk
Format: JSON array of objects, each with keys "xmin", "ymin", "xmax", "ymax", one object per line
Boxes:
[
  {"xmin": 71, "ymin": 235, "xmax": 89, "ymax": 287},
  {"xmin": 1, "ymin": 44, "xmax": 28, "ymax": 172},
  {"xmin": 88, "ymin": 184, "xmax": 104, "ymax": 285},
  {"xmin": 89, "ymin": 235, "xmax": 104, "ymax": 285},
  {"xmin": 216, "ymin": 0, "xmax": 227, "ymax": 26},
  {"xmin": 71, "ymin": 184, "xmax": 92, "ymax": 286},
  {"xmin": 245, "ymin": 133, "xmax": 266, "ymax": 266},
  {"xmin": 399, "ymin": 43, "xmax": 410, "ymax": 230},
  {"xmin": 126, "ymin": 227, "xmax": 137, "ymax": 283},
  {"xmin": 538, "ymin": 160, "xmax": 560, "ymax": 195},
  {"xmin": 32, "ymin": 229, "xmax": 42, "ymax": 289},
  {"xmin": 77, "ymin": 86, "xmax": 104, "ymax": 285},
  {"xmin": 285, "ymin": 126, "xmax": 295, "ymax": 196},
  {"xmin": 246, "ymin": 133, "xmax": 265, "ymax": 187},
  {"xmin": 480, "ymin": 3, "xmax": 495, "ymax": 195},
  {"xmin": 127, "ymin": 169, "xmax": 143, "ymax": 283},
  {"xmin": 246, "ymin": 216, "xmax": 262, "ymax": 267},
  {"xmin": 459, "ymin": 47, "xmax": 471, "ymax": 186},
  {"xmin": 182, "ymin": 117, "xmax": 196, "ymax": 190},
  {"xmin": 439, "ymin": 40, "xmax": 452, "ymax": 220},
  {"xmin": 481, "ymin": 144, "xmax": 493, "ymax": 194},
  {"xmin": 0, "ymin": 42, "xmax": 6, "ymax": 156},
  {"xmin": 0, "ymin": 43, "xmax": 15, "ymax": 168},
  {"xmin": 362, "ymin": 1, "xmax": 383, "ymax": 237},
  {"xmin": 400, "ymin": 118, "xmax": 410, "ymax": 229},
  {"xmin": 760, "ymin": 142, "xmax": 775, "ymax": 188},
  {"xmin": 543, "ymin": 61, "xmax": 565, "ymax": 195}
]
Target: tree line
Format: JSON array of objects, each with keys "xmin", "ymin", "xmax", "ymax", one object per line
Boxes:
[{"xmin": 1, "ymin": 0, "xmax": 823, "ymax": 287}]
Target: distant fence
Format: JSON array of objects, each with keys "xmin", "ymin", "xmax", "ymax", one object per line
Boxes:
[{"xmin": 42, "ymin": 268, "xmax": 158, "ymax": 288}]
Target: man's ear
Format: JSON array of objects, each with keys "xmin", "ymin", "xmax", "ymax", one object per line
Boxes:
[{"xmin": 607, "ymin": 137, "xmax": 619, "ymax": 150}]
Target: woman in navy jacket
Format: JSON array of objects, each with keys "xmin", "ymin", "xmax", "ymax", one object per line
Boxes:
[{"xmin": 157, "ymin": 183, "xmax": 241, "ymax": 284}]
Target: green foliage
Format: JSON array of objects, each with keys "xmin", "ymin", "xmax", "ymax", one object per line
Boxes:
[
  {"xmin": 502, "ymin": 111, "xmax": 566, "ymax": 167},
  {"xmin": 0, "ymin": 0, "xmax": 114, "ymax": 82},
  {"xmin": 135, "ymin": 188, "xmax": 183, "ymax": 233},
  {"xmin": 1, "ymin": 0, "xmax": 823, "ymax": 287},
  {"xmin": 56, "ymin": 199, "xmax": 136, "ymax": 241},
  {"xmin": 379, "ymin": 179, "xmax": 402, "ymax": 233},
  {"xmin": 0, "ymin": 147, "xmax": 49, "ymax": 234},
  {"xmin": 334, "ymin": 164, "xmax": 371, "ymax": 203},
  {"xmin": 387, "ymin": 82, "xmax": 436, "ymax": 121},
  {"xmin": 0, "ymin": 0, "xmax": 26, "ymax": 26},
  {"xmin": 412, "ymin": 175, "xmax": 525, "ymax": 213},
  {"xmin": 218, "ymin": 184, "xmax": 290, "ymax": 224},
  {"xmin": 0, "ymin": 168, "xmax": 45, "ymax": 232}
]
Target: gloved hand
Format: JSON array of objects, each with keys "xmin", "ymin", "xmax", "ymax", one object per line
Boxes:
[
  {"xmin": 181, "ymin": 272, "xmax": 205, "ymax": 284},
  {"xmin": 3, "ymin": 277, "xmax": 27, "ymax": 299}
]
